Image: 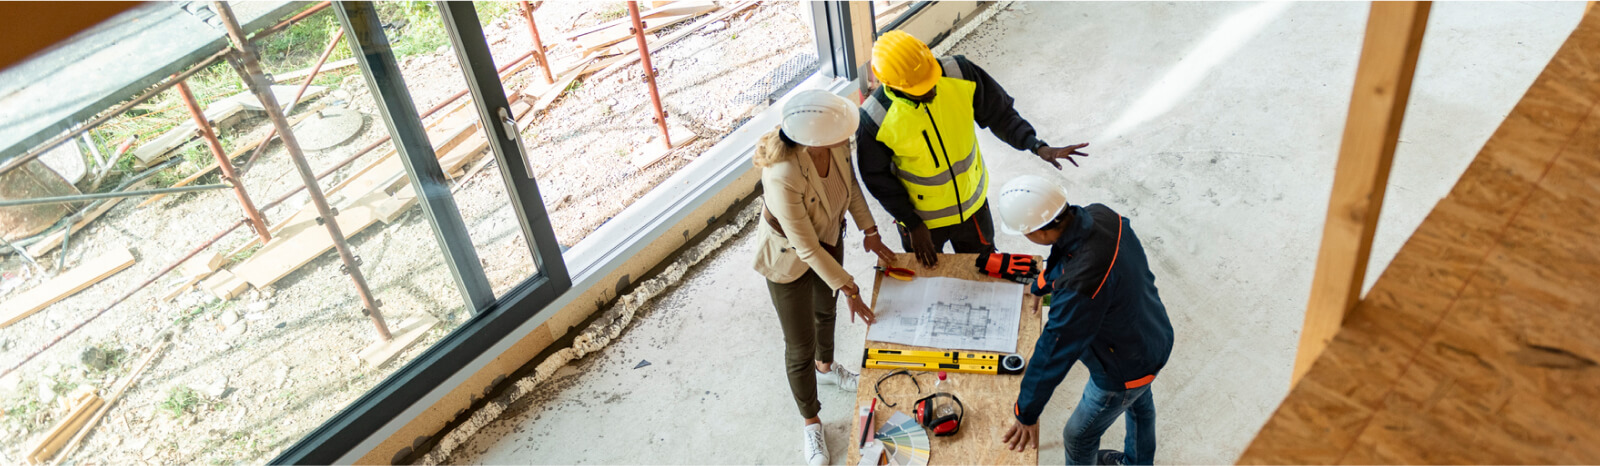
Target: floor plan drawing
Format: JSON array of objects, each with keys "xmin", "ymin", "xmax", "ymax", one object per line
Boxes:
[{"xmin": 867, "ymin": 276, "xmax": 1023, "ymax": 353}]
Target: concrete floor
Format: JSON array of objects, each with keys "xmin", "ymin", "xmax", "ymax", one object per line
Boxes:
[{"xmin": 447, "ymin": 2, "xmax": 1584, "ymax": 464}]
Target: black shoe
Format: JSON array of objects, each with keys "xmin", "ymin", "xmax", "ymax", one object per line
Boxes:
[{"xmin": 1096, "ymin": 449, "xmax": 1126, "ymax": 465}]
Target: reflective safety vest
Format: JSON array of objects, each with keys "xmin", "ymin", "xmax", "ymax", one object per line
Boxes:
[{"xmin": 862, "ymin": 57, "xmax": 987, "ymax": 229}]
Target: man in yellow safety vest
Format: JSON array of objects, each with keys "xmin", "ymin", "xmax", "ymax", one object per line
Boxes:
[{"xmin": 856, "ymin": 31, "xmax": 1088, "ymax": 267}]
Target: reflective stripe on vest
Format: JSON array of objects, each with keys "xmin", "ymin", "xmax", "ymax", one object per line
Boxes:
[
  {"xmin": 912, "ymin": 167, "xmax": 987, "ymax": 221},
  {"xmin": 873, "ymin": 57, "xmax": 986, "ymax": 229}
]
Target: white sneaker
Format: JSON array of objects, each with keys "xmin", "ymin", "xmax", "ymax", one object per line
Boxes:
[
  {"xmin": 802, "ymin": 423, "xmax": 829, "ymax": 466},
  {"xmin": 817, "ymin": 366, "xmax": 859, "ymax": 392}
]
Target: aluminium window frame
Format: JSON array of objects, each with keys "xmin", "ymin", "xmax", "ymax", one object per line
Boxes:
[
  {"xmin": 272, "ymin": 1, "xmax": 869, "ymax": 463},
  {"xmin": 272, "ymin": 3, "xmax": 570, "ymax": 463}
]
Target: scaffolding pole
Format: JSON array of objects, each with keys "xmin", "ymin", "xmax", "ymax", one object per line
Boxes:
[
  {"xmin": 214, "ymin": 1, "xmax": 391, "ymax": 341},
  {"xmin": 628, "ymin": 1, "xmax": 672, "ymax": 149},
  {"xmin": 242, "ymin": 28, "xmax": 347, "ymax": 170},
  {"xmin": 176, "ymin": 81, "xmax": 273, "ymax": 243},
  {"xmin": 519, "ymin": 1, "xmax": 554, "ymax": 85}
]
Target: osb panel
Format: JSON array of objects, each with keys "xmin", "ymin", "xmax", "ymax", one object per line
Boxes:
[
  {"xmin": 846, "ymin": 252, "xmax": 1041, "ymax": 466},
  {"xmin": 1241, "ymin": 8, "xmax": 1600, "ymax": 464}
]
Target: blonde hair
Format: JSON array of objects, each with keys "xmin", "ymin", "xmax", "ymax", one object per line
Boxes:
[{"xmin": 752, "ymin": 126, "xmax": 802, "ymax": 168}]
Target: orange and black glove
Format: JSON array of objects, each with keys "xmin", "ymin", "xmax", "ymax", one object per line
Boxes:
[{"xmin": 976, "ymin": 251, "xmax": 1038, "ymax": 285}]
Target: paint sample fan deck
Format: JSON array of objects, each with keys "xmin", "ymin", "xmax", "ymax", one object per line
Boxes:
[{"xmin": 873, "ymin": 412, "xmax": 930, "ymax": 466}]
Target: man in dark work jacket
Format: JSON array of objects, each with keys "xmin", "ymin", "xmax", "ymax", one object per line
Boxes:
[{"xmin": 992, "ymin": 176, "xmax": 1174, "ymax": 465}]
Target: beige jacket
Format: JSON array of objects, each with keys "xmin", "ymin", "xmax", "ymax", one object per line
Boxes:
[{"xmin": 752, "ymin": 143, "xmax": 877, "ymax": 289}]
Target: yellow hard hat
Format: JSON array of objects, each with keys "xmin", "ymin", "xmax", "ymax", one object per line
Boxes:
[{"xmin": 871, "ymin": 31, "xmax": 939, "ymax": 96}]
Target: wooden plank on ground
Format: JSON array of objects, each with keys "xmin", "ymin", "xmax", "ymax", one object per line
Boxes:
[
  {"xmin": 178, "ymin": 251, "xmax": 224, "ymax": 277},
  {"xmin": 200, "ymin": 269, "xmax": 249, "ymax": 300},
  {"xmin": 1242, "ymin": 6, "xmax": 1600, "ymax": 464},
  {"xmin": 438, "ymin": 129, "xmax": 490, "ymax": 176},
  {"xmin": 272, "ymin": 57, "xmax": 358, "ymax": 83},
  {"xmin": 558, "ymin": 1, "xmax": 707, "ymax": 41},
  {"xmin": 846, "ymin": 253, "xmax": 1041, "ymax": 465},
  {"xmin": 159, "ymin": 274, "xmax": 205, "ymax": 303},
  {"xmin": 1293, "ymin": 1, "xmax": 1429, "ymax": 385},
  {"xmin": 578, "ymin": 8, "xmax": 713, "ymax": 55},
  {"xmin": 1, "ymin": 248, "xmax": 136, "ymax": 328},
  {"xmin": 358, "ymin": 314, "xmax": 439, "ymax": 367},
  {"xmin": 629, "ymin": 125, "xmax": 698, "ymax": 168},
  {"xmin": 228, "ymin": 188, "xmax": 396, "ymax": 289},
  {"xmin": 25, "ymin": 198, "xmax": 123, "ymax": 258},
  {"xmin": 590, "ymin": 2, "xmax": 758, "ymax": 80},
  {"xmin": 46, "ymin": 342, "xmax": 169, "ymax": 466},
  {"xmin": 26, "ymin": 391, "xmax": 103, "ymax": 464}
]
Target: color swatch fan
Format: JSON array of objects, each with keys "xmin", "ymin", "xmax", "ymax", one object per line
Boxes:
[{"xmin": 873, "ymin": 412, "xmax": 930, "ymax": 466}]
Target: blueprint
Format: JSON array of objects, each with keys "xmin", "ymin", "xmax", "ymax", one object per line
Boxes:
[{"xmin": 866, "ymin": 276, "xmax": 1024, "ymax": 353}]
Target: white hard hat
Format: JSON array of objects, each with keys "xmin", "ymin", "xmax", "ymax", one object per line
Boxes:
[
  {"xmin": 780, "ymin": 90, "xmax": 859, "ymax": 146},
  {"xmin": 995, "ymin": 175, "xmax": 1070, "ymax": 235}
]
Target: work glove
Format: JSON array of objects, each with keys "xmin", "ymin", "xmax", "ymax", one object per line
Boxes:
[{"xmin": 976, "ymin": 251, "xmax": 1038, "ymax": 285}]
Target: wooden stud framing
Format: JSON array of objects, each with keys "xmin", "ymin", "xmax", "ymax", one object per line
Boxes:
[{"xmin": 1293, "ymin": 1, "xmax": 1431, "ymax": 385}]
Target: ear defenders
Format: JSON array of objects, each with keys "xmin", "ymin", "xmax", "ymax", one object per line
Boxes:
[{"xmin": 913, "ymin": 392, "xmax": 965, "ymax": 437}]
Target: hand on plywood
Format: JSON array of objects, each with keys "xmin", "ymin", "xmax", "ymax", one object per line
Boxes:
[
  {"xmin": 1002, "ymin": 419, "xmax": 1040, "ymax": 452},
  {"xmin": 1037, "ymin": 142, "xmax": 1090, "ymax": 169},
  {"xmin": 909, "ymin": 225, "xmax": 938, "ymax": 267}
]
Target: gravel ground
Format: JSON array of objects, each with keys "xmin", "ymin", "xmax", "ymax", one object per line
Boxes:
[{"xmin": 0, "ymin": 2, "xmax": 813, "ymax": 464}]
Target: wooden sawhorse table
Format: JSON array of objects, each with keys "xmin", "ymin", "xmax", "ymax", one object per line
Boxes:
[{"xmin": 847, "ymin": 253, "xmax": 1042, "ymax": 465}]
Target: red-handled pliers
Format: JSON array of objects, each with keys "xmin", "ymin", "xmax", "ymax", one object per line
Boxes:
[{"xmin": 874, "ymin": 265, "xmax": 916, "ymax": 281}]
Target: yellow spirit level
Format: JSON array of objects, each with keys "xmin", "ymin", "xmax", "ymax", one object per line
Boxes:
[{"xmin": 863, "ymin": 347, "xmax": 1025, "ymax": 375}]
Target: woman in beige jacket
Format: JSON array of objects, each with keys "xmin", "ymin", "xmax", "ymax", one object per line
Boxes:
[{"xmin": 753, "ymin": 90, "xmax": 894, "ymax": 465}]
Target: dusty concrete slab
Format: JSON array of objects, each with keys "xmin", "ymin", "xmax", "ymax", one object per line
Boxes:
[{"xmin": 445, "ymin": 2, "xmax": 1585, "ymax": 464}]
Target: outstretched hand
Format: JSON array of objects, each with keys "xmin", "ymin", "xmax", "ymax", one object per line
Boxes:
[
  {"xmin": 1037, "ymin": 143, "xmax": 1090, "ymax": 169},
  {"xmin": 841, "ymin": 283, "xmax": 876, "ymax": 324}
]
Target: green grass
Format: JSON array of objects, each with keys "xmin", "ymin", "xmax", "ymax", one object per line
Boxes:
[
  {"xmin": 174, "ymin": 300, "xmax": 231, "ymax": 329},
  {"xmin": 159, "ymin": 386, "xmax": 202, "ymax": 418},
  {"xmin": 49, "ymin": 375, "xmax": 79, "ymax": 399},
  {"xmin": 230, "ymin": 244, "xmax": 263, "ymax": 264},
  {"xmin": 2, "ymin": 398, "xmax": 46, "ymax": 434},
  {"xmin": 596, "ymin": 2, "xmax": 628, "ymax": 21}
]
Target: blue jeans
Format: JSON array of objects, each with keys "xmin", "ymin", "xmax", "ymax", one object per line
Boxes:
[{"xmin": 1063, "ymin": 381, "xmax": 1156, "ymax": 465}]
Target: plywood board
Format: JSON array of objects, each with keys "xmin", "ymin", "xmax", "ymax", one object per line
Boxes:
[
  {"xmin": 1241, "ymin": 7, "xmax": 1600, "ymax": 464},
  {"xmin": 228, "ymin": 188, "xmax": 395, "ymax": 289},
  {"xmin": 847, "ymin": 253, "xmax": 1041, "ymax": 465},
  {"xmin": 1, "ymin": 248, "xmax": 135, "ymax": 328}
]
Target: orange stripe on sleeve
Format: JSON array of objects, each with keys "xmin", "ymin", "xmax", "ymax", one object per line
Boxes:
[{"xmin": 1090, "ymin": 216, "xmax": 1124, "ymax": 300}]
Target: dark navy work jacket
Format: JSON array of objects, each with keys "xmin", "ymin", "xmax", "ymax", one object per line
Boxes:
[{"xmin": 1013, "ymin": 204, "xmax": 1174, "ymax": 425}]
